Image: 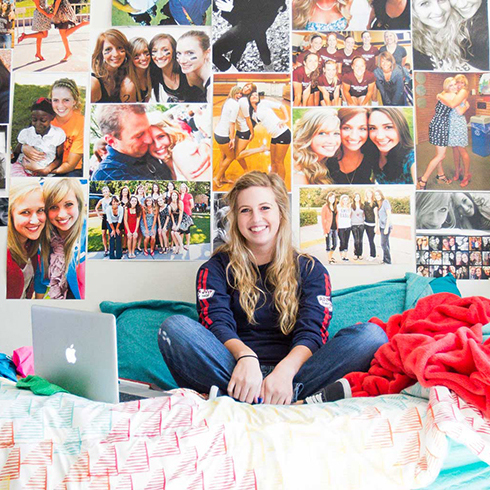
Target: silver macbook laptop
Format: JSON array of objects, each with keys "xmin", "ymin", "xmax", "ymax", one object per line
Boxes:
[{"xmin": 31, "ymin": 305, "xmax": 170, "ymax": 404}]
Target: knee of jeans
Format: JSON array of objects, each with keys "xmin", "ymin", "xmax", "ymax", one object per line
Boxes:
[
  {"xmin": 158, "ymin": 314, "xmax": 193, "ymax": 349},
  {"xmin": 358, "ymin": 322, "xmax": 388, "ymax": 350}
]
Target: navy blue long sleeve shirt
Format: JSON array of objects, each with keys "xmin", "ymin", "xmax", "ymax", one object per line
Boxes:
[{"xmin": 196, "ymin": 252, "xmax": 333, "ymax": 365}]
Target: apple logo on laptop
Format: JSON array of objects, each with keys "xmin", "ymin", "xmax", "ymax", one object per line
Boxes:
[{"xmin": 65, "ymin": 344, "xmax": 77, "ymax": 364}]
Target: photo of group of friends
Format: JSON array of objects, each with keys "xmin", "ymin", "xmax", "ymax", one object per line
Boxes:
[
  {"xmin": 90, "ymin": 103, "xmax": 211, "ymax": 182},
  {"xmin": 0, "ymin": 0, "xmax": 14, "ymax": 49},
  {"xmin": 293, "ymin": 107, "xmax": 414, "ymax": 185},
  {"xmin": 416, "ymin": 234, "xmax": 490, "ymax": 279},
  {"xmin": 91, "ymin": 26, "xmax": 211, "ymax": 104},
  {"xmin": 299, "ymin": 185, "xmax": 412, "ymax": 266},
  {"xmin": 293, "ymin": 31, "xmax": 412, "ymax": 107},
  {"xmin": 87, "ymin": 180, "xmax": 210, "ymax": 261},
  {"xmin": 6, "ymin": 178, "xmax": 87, "ymax": 299}
]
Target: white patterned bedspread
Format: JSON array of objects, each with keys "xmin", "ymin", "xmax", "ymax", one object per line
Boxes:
[{"xmin": 0, "ymin": 378, "xmax": 489, "ymax": 490}]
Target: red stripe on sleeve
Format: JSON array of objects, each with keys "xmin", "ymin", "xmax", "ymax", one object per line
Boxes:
[
  {"xmin": 198, "ymin": 268, "xmax": 213, "ymax": 328},
  {"xmin": 321, "ymin": 273, "xmax": 332, "ymax": 343}
]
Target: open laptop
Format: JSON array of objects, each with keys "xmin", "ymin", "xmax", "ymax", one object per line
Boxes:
[{"xmin": 31, "ymin": 305, "xmax": 171, "ymax": 404}]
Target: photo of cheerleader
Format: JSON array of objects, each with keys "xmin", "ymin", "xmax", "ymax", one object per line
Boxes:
[
  {"xmin": 212, "ymin": 74, "xmax": 291, "ymax": 191},
  {"xmin": 87, "ymin": 180, "xmax": 210, "ymax": 261},
  {"xmin": 299, "ymin": 185, "xmax": 412, "ymax": 266},
  {"xmin": 415, "ymin": 72, "xmax": 489, "ymax": 191},
  {"xmin": 212, "ymin": 0, "xmax": 289, "ymax": 72}
]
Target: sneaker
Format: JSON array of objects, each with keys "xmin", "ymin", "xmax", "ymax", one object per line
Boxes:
[
  {"xmin": 304, "ymin": 379, "xmax": 352, "ymax": 404},
  {"xmin": 342, "ymin": 257, "xmax": 349, "ymax": 262}
]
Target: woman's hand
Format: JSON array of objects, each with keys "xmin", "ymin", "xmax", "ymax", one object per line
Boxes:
[
  {"xmin": 116, "ymin": 228, "xmax": 121, "ymax": 235},
  {"xmin": 110, "ymin": 230, "xmax": 116, "ymax": 237},
  {"xmin": 261, "ymin": 364, "xmax": 295, "ymax": 405},
  {"xmin": 228, "ymin": 357, "xmax": 263, "ymax": 403},
  {"xmin": 384, "ymin": 227, "xmax": 389, "ymax": 235},
  {"xmin": 23, "ymin": 145, "xmax": 46, "ymax": 163}
]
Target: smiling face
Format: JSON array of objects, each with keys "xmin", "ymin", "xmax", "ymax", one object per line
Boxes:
[
  {"xmin": 48, "ymin": 189, "xmax": 79, "ymax": 238},
  {"xmin": 176, "ymin": 36, "xmax": 208, "ymax": 74},
  {"xmin": 151, "ymin": 38, "xmax": 173, "ymax": 69},
  {"xmin": 31, "ymin": 110, "xmax": 54, "ymax": 136},
  {"xmin": 423, "ymin": 202, "xmax": 450, "ymax": 228},
  {"xmin": 340, "ymin": 112, "xmax": 368, "ymax": 152},
  {"xmin": 110, "ymin": 112, "xmax": 152, "ymax": 158},
  {"xmin": 384, "ymin": 32, "xmax": 397, "ymax": 45},
  {"xmin": 310, "ymin": 36, "xmax": 323, "ymax": 52},
  {"xmin": 324, "ymin": 62, "xmax": 337, "ymax": 80},
  {"xmin": 11, "ymin": 189, "xmax": 46, "ymax": 243},
  {"xmin": 352, "ymin": 58, "xmax": 366, "ymax": 78},
  {"xmin": 133, "ymin": 47, "xmax": 151, "ymax": 70},
  {"xmin": 450, "ymin": 0, "xmax": 482, "ymax": 18},
  {"xmin": 305, "ymin": 54, "xmax": 319, "ymax": 72},
  {"xmin": 237, "ymin": 186, "xmax": 280, "ymax": 260},
  {"xmin": 413, "ymin": 0, "xmax": 451, "ymax": 28},
  {"xmin": 249, "ymin": 91, "xmax": 260, "ymax": 104},
  {"xmin": 130, "ymin": 196, "xmax": 139, "ymax": 208},
  {"xmin": 368, "ymin": 111, "xmax": 400, "ymax": 154},
  {"xmin": 453, "ymin": 193, "xmax": 475, "ymax": 216},
  {"xmin": 310, "ymin": 121, "xmax": 341, "ymax": 159},
  {"xmin": 102, "ymin": 39, "xmax": 126, "ymax": 70},
  {"xmin": 362, "ymin": 32, "xmax": 371, "ymax": 45},
  {"xmin": 51, "ymin": 87, "xmax": 77, "ymax": 120},
  {"xmin": 345, "ymin": 37, "xmax": 355, "ymax": 52},
  {"xmin": 327, "ymin": 34, "xmax": 337, "ymax": 49},
  {"xmin": 149, "ymin": 126, "xmax": 171, "ymax": 161},
  {"xmin": 380, "ymin": 57, "xmax": 393, "ymax": 73}
]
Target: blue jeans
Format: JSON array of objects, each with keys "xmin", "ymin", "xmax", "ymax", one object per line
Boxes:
[
  {"xmin": 325, "ymin": 229, "xmax": 338, "ymax": 251},
  {"xmin": 109, "ymin": 232, "xmax": 122, "ymax": 259},
  {"xmin": 380, "ymin": 227, "xmax": 392, "ymax": 264},
  {"xmin": 158, "ymin": 315, "xmax": 388, "ymax": 402}
]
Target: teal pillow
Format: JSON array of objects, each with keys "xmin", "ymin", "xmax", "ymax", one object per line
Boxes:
[
  {"xmin": 100, "ymin": 300, "xmax": 198, "ymax": 390},
  {"xmin": 429, "ymin": 274, "xmax": 462, "ymax": 297}
]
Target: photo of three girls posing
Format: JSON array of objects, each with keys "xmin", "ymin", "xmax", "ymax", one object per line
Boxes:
[{"xmin": 159, "ymin": 171, "xmax": 387, "ymax": 405}]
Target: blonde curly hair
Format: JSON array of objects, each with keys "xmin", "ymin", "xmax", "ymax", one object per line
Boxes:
[
  {"xmin": 293, "ymin": 0, "xmax": 352, "ymax": 29},
  {"xmin": 217, "ymin": 171, "xmax": 311, "ymax": 336},
  {"xmin": 293, "ymin": 109, "xmax": 340, "ymax": 184}
]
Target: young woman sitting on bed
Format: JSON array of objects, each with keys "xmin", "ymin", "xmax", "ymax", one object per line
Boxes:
[{"xmin": 158, "ymin": 171, "xmax": 387, "ymax": 405}]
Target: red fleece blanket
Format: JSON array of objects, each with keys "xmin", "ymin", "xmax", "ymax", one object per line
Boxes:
[{"xmin": 345, "ymin": 293, "xmax": 490, "ymax": 417}]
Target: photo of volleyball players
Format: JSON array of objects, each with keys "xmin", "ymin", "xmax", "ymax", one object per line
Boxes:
[
  {"xmin": 88, "ymin": 180, "xmax": 210, "ymax": 261},
  {"xmin": 299, "ymin": 185, "xmax": 413, "ymax": 266},
  {"xmin": 212, "ymin": 74, "xmax": 291, "ymax": 191},
  {"xmin": 415, "ymin": 72, "xmax": 490, "ymax": 191},
  {"xmin": 293, "ymin": 107, "xmax": 414, "ymax": 185},
  {"xmin": 292, "ymin": 31, "xmax": 412, "ymax": 107},
  {"xmin": 90, "ymin": 103, "xmax": 211, "ymax": 182}
]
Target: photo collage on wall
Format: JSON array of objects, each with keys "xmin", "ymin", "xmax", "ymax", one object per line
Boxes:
[{"xmin": 4, "ymin": 0, "xmax": 490, "ymax": 299}]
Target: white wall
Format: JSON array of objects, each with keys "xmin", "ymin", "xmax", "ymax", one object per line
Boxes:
[{"xmin": 1, "ymin": 2, "xmax": 489, "ymax": 356}]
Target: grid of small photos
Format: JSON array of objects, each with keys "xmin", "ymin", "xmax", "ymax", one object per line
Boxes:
[{"xmin": 5, "ymin": 0, "xmax": 490, "ymax": 300}]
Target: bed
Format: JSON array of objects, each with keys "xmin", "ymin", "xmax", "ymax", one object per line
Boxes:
[{"xmin": 1, "ymin": 273, "xmax": 489, "ymax": 489}]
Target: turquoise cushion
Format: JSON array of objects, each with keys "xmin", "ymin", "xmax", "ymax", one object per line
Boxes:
[
  {"xmin": 429, "ymin": 274, "xmax": 462, "ymax": 297},
  {"xmin": 100, "ymin": 300, "xmax": 198, "ymax": 390}
]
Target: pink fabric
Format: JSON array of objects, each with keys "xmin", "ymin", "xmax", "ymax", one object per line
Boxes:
[
  {"xmin": 12, "ymin": 346, "xmax": 34, "ymax": 377},
  {"xmin": 48, "ymin": 233, "xmax": 68, "ymax": 299},
  {"xmin": 345, "ymin": 294, "xmax": 490, "ymax": 417}
]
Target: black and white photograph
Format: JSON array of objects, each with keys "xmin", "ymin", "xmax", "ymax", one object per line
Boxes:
[
  {"xmin": 416, "ymin": 192, "xmax": 490, "ymax": 233},
  {"xmin": 212, "ymin": 191, "xmax": 229, "ymax": 250},
  {"xmin": 0, "ymin": 197, "xmax": 7, "ymax": 225},
  {"xmin": 412, "ymin": 0, "xmax": 489, "ymax": 71},
  {"xmin": 212, "ymin": 0, "xmax": 290, "ymax": 72},
  {"xmin": 415, "ymin": 72, "xmax": 490, "ymax": 191}
]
